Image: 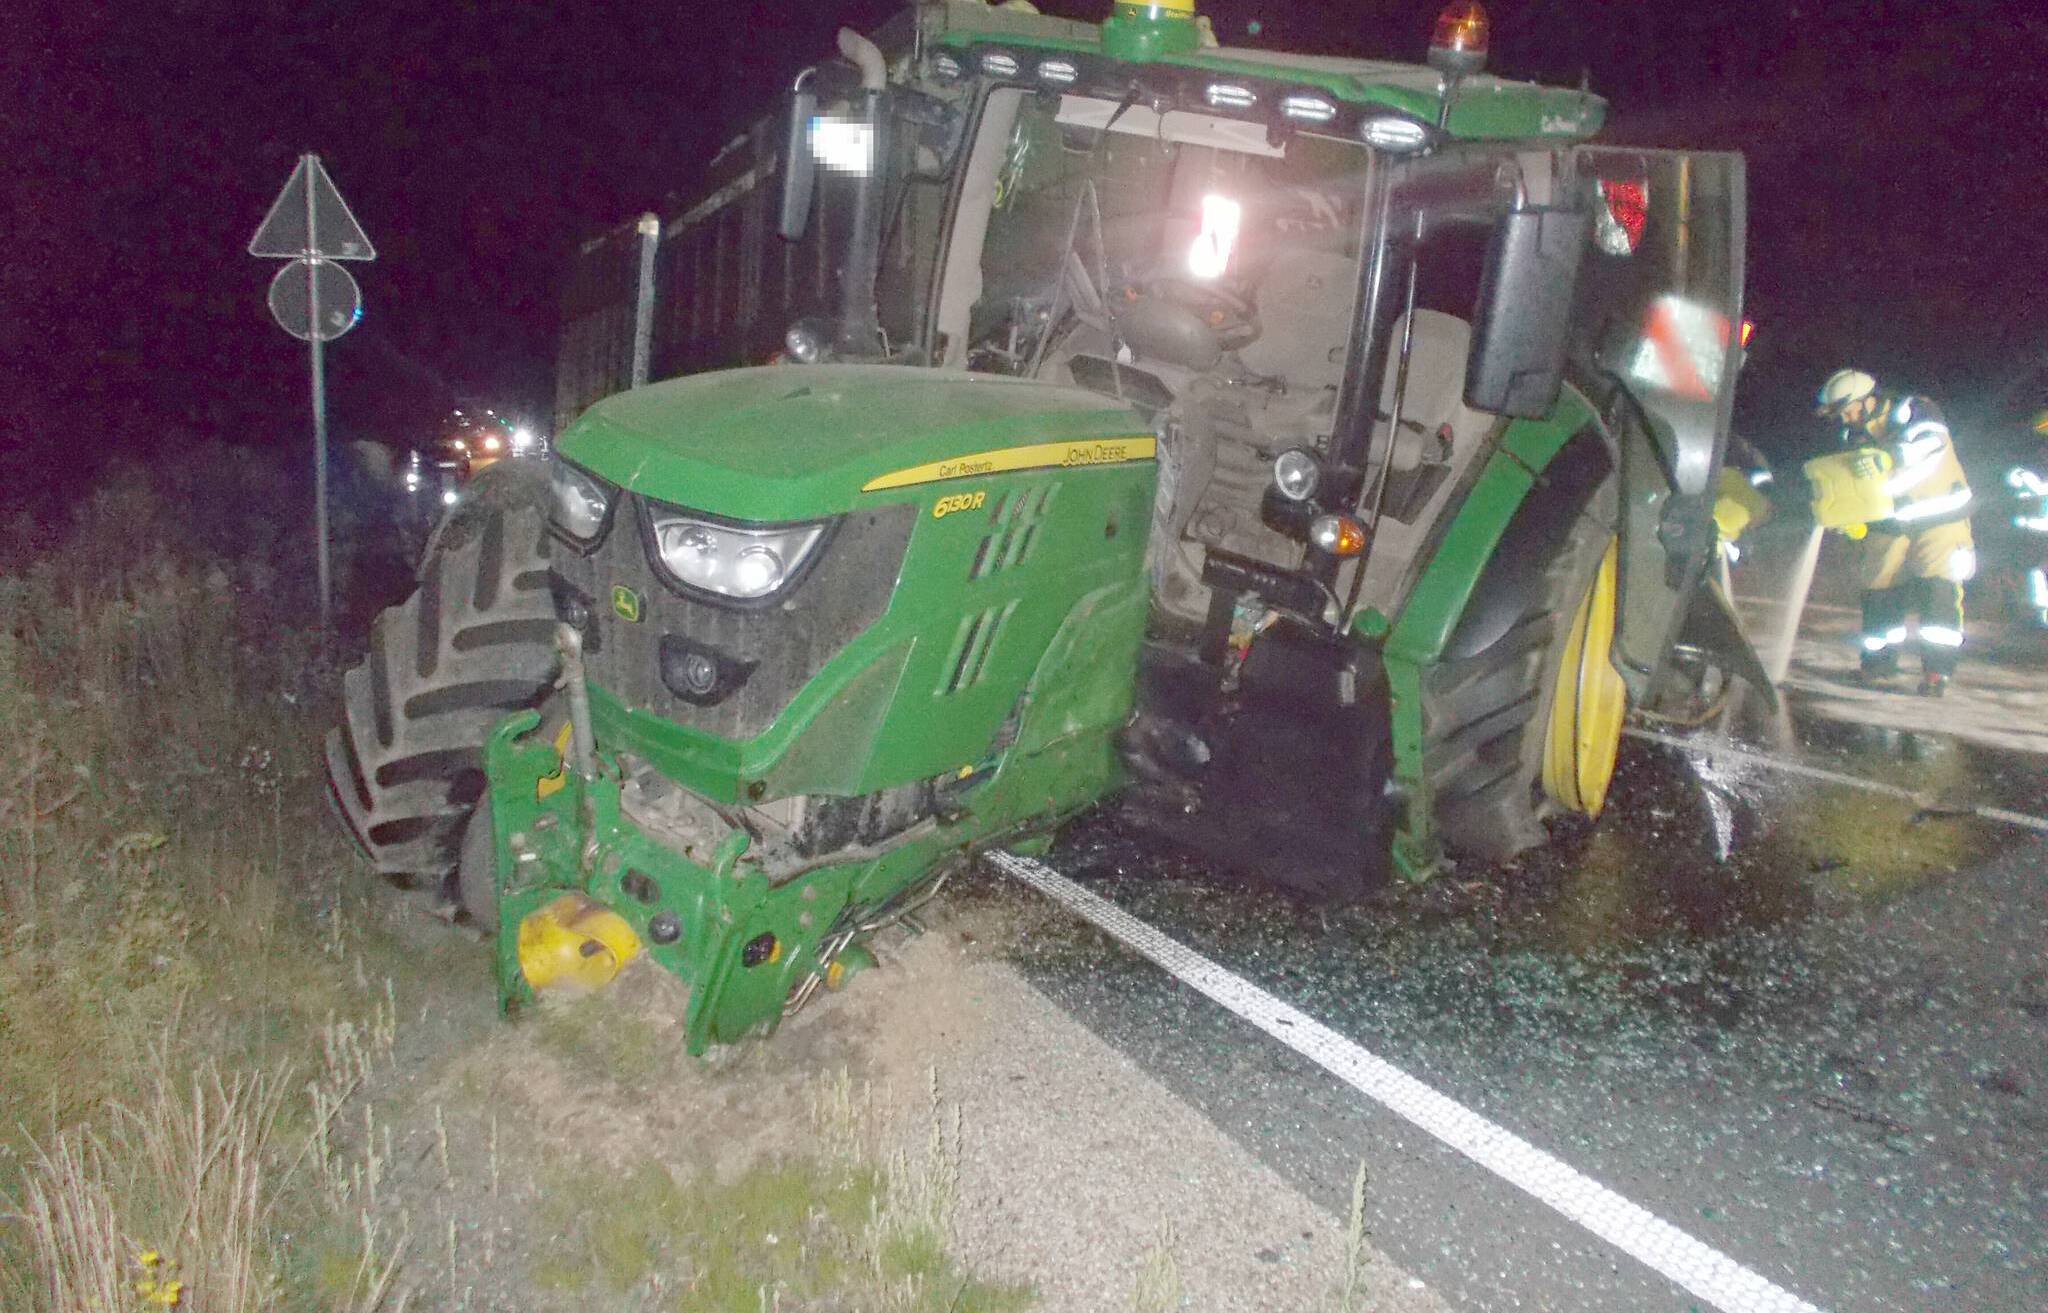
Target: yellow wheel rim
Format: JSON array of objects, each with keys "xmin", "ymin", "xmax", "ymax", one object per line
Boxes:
[{"xmin": 1542, "ymin": 538, "xmax": 1626, "ymax": 816}]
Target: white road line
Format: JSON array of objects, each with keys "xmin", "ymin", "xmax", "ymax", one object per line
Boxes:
[
  {"xmin": 986, "ymin": 850, "xmax": 1827, "ymax": 1313},
  {"xmin": 1624, "ymin": 727, "xmax": 2048, "ymax": 835}
]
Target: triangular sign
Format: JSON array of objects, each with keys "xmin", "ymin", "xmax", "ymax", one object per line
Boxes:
[{"xmin": 250, "ymin": 154, "xmax": 376, "ymax": 261}]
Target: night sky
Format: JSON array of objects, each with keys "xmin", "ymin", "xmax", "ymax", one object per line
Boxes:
[{"xmin": 7, "ymin": 0, "xmax": 2044, "ymax": 499}]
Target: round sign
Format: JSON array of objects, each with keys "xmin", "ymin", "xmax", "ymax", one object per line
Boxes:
[{"xmin": 267, "ymin": 257, "xmax": 362, "ymax": 342}]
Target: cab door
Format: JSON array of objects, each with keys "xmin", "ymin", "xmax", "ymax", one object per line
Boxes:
[{"xmin": 1570, "ymin": 147, "xmax": 1748, "ymax": 694}]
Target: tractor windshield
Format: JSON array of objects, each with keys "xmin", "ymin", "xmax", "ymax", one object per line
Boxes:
[{"xmin": 963, "ymin": 92, "xmax": 1372, "ymax": 396}]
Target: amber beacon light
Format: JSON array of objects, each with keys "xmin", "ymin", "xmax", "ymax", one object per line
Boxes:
[{"xmin": 1427, "ymin": 1, "xmax": 1490, "ymax": 75}]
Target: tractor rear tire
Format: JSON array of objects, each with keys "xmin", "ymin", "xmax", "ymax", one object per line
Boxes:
[
  {"xmin": 325, "ymin": 463, "xmax": 558, "ymax": 879},
  {"xmin": 1420, "ymin": 434, "xmax": 1622, "ymax": 864}
]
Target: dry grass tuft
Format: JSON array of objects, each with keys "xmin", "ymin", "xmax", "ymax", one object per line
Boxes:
[
  {"xmin": 1129, "ymin": 1221, "xmax": 1183, "ymax": 1313},
  {"xmin": 14, "ymin": 1056, "xmax": 285, "ymax": 1313},
  {"xmin": 1331, "ymin": 1159, "xmax": 1372, "ymax": 1313}
]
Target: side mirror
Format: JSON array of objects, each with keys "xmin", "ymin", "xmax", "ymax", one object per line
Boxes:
[
  {"xmin": 778, "ymin": 85, "xmax": 819, "ymax": 241},
  {"xmin": 1465, "ymin": 206, "xmax": 1590, "ymax": 419}
]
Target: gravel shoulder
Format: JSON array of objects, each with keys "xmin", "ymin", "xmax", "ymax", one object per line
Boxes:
[
  {"xmin": 832, "ymin": 900, "xmax": 1452, "ymax": 1313},
  {"xmin": 343, "ymin": 884, "xmax": 1448, "ymax": 1312}
]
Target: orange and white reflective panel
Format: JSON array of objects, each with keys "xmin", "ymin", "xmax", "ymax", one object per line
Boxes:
[{"xmin": 1627, "ymin": 295, "xmax": 1732, "ymax": 402}]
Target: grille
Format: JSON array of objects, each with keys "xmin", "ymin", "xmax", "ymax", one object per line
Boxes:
[
  {"xmin": 936, "ymin": 601, "xmax": 1018, "ymax": 696},
  {"xmin": 554, "ymin": 499, "xmax": 916, "ymax": 740},
  {"xmin": 969, "ymin": 483, "xmax": 1059, "ymax": 579}
]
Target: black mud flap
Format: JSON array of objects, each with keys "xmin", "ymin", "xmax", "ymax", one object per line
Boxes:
[
  {"xmin": 1674, "ymin": 573, "xmax": 1778, "ymax": 711},
  {"xmin": 1121, "ymin": 627, "xmax": 1394, "ymax": 902}
]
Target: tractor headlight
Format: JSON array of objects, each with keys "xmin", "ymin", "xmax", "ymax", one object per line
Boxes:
[
  {"xmin": 1273, "ymin": 449, "xmax": 1319, "ymax": 501},
  {"xmin": 644, "ymin": 509, "xmax": 830, "ymax": 603},
  {"xmin": 549, "ymin": 461, "xmax": 612, "ymax": 543}
]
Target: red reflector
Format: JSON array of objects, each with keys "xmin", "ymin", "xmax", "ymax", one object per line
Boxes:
[{"xmin": 1598, "ymin": 177, "xmax": 1648, "ymax": 253}]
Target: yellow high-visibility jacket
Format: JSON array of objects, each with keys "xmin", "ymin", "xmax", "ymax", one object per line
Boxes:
[{"xmin": 1867, "ymin": 395, "xmax": 1971, "ymax": 530}]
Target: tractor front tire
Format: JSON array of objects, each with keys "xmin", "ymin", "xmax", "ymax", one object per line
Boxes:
[
  {"xmin": 325, "ymin": 463, "xmax": 558, "ymax": 880},
  {"xmin": 1419, "ymin": 434, "xmax": 1623, "ymax": 864}
]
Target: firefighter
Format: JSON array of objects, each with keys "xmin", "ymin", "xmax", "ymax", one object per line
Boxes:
[
  {"xmin": 2006, "ymin": 408, "xmax": 2048, "ymax": 625},
  {"xmin": 1815, "ymin": 368, "xmax": 1975, "ymax": 696}
]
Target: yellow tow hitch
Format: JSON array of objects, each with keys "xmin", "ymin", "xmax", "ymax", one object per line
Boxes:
[{"xmin": 516, "ymin": 894, "xmax": 641, "ymax": 994}]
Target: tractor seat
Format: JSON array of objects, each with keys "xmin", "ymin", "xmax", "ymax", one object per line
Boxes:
[{"xmin": 1367, "ymin": 309, "xmax": 1488, "ymax": 477}]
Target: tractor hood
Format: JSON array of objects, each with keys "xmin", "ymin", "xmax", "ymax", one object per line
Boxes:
[{"xmin": 558, "ymin": 365, "xmax": 1145, "ymax": 522}]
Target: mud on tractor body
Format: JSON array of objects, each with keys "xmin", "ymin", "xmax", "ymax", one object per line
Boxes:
[{"xmin": 328, "ymin": 0, "xmax": 1766, "ymax": 1050}]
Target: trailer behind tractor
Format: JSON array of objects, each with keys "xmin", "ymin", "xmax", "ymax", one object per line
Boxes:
[{"xmin": 329, "ymin": 0, "xmax": 1768, "ymax": 1050}]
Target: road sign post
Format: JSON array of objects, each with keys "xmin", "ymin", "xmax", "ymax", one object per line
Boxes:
[{"xmin": 251, "ymin": 153, "xmax": 375, "ymax": 637}]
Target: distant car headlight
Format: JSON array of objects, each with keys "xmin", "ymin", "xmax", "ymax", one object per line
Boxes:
[
  {"xmin": 549, "ymin": 461, "xmax": 612, "ymax": 543},
  {"xmin": 644, "ymin": 507, "xmax": 831, "ymax": 603}
]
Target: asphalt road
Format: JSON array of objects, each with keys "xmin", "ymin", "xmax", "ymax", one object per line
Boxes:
[{"xmin": 1008, "ymin": 710, "xmax": 2048, "ymax": 1311}]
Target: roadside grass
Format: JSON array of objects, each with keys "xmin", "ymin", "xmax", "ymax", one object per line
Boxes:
[
  {"xmin": 0, "ymin": 464, "xmax": 410, "ymax": 1311},
  {"xmin": 1, "ymin": 460, "xmax": 1043, "ymax": 1312},
  {"xmin": 525, "ymin": 1071, "xmax": 1033, "ymax": 1312}
]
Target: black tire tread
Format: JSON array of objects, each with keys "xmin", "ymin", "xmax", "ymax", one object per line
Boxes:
[
  {"xmin": 325, "ymin": 465, "xmax": 557, "ymax": 877},
  {"xmin": 1422, "ymin": 437, "xmax": 1619, "ymax": 864}
]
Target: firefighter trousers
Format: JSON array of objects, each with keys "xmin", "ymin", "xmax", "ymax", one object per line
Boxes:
[{"xmin": 1857, "ymin": 519, "xmax": 1973, "ymax": 677}]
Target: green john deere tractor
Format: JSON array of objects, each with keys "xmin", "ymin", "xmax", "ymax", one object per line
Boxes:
[{"xmin": 327, "ymin": 0, "xmax": 1765, "ymax": 1050}]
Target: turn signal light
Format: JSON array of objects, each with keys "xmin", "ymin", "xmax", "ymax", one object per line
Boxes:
[{"xmin": 1310, "ymin": 513, "xmax": 1368, "ymax": 557}]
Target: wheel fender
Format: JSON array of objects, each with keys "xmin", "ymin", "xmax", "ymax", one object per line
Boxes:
[
  {"xmin": 1442, "ymin": 434, "xmax": 1615, "ymax": 661},
  {"xmin": 1673, "ymin": 571, "xmax": 1780, "ymax": 711}
]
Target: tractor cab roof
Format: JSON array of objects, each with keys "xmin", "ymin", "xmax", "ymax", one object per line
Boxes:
[{"xmin": 927, "ymin": 1, "xmax": 1604, "ymax": 143}]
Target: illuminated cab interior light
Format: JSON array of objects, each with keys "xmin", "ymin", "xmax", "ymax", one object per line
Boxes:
[
  {"xmin": 1186, "ymin": 193, "xmax": 1241, "ymax": 280},
  {"xmin": 1361, "ymin": 116, "xmax": 1429, "ymax": 152},
  {"xmin": 978, "ymin": 50, "xmax": 1020, "ymax": 78},
  {"xmin": 1203, "ymin": 83, "xmax": 1257, "ymax": 109},
  {"xmin": 1037, "ymin": 58, "xmax": 1079, "ymax": 85},
  {"xmin": 1280, "ymin": 94, "xmax": 1338, "ymax": 124}
]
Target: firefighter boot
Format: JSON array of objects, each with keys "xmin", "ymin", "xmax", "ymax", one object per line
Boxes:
[
  {"xmin": 1857, "ymin": 582, "xmax": 1908, "ymax": 686},
  {"xmin": 1917, "ymin": 577, "xmax": 1964, "ymax": 697}
]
